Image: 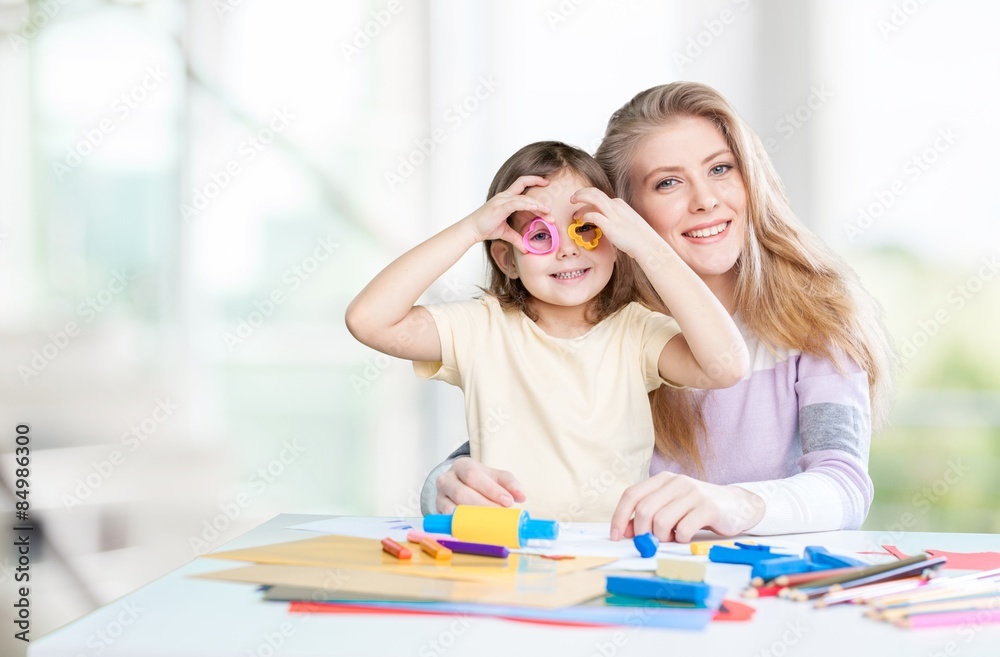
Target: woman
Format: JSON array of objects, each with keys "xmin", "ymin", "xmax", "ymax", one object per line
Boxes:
[{"xmin": 419, "ymin": 82, "xmax": 895, "ymax": 542}]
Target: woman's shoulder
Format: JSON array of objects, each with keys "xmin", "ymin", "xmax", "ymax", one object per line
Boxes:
[{"xmin": 736, "ymin": 315, "xmax": 865, "ymax": 376}]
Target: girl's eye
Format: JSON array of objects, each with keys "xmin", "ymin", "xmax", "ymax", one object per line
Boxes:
[
  {"xmin": 527, "ymin": 230, "xmax": 552, "ymax": 244},
  {"xmin": 655, "ymin": 178, "xmax": 677, "ymax": 190},
  {"xmin": 576, "ymin": 223, "xmax": 598, "ymax": 234},
  {"xmin": 711, "ymin": 164, "xmax": 733, "ymax": 175}
]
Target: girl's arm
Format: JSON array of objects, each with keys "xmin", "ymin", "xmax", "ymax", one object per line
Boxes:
[
  {"xmin": 345, "ymin": 177, "xmax": 549, "ymax": 362},
  {"xmin": 570, "ymin": 188, "xmax": 748, "ymax": 389}
]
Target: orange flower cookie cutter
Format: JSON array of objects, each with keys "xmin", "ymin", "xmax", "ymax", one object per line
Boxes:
[{"xmin": 567, "ymin": 220, "xmax": 602, "ymax": 250}]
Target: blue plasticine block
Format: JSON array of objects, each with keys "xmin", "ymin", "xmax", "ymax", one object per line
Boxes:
[
  {"xmin": 804, "ymin": 546, "xmax": 829, "ymax": 560},
  {"xmin": 735, "ymin": 542, "xmax": 774, "ymax": 552},
  {"xmin": 633, "ymin": 532, "xmax": 660, "ymax": 558},
  {"xmin": 709, "ymin": 545, "xmax": 778, "ymax": 565},
  {"xmin": 606, "ymin": 576, "xmax": 711, "ymax": 605},
  {"xmin": 805, "ymin": 546, "xmax": 865, "ymax": 569}
]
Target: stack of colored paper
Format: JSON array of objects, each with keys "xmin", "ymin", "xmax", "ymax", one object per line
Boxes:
[{"xmin": 193, "ymin": 532, "xmax": 730, "ymax": 629}]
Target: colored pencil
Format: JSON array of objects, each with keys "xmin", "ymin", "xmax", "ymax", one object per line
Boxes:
[
  {"xmin": 863, "ymin": 568, "xmax": 1000, "ymax": 608},
  {"xmin": 875, "ymin": 595, "xmax": 1000, "ymax": 622},
  {"xmin": 774, "ymin": 566, "xmax": 862, "ymax": 588},
  {"xmin": 871, "ymin": 581, "xmax": 1000, "ymax": 610},
  {"xmin": 896, "ymin": 607, "xmax": 1000, "ymax": 629},
  {"xmin": 814, "ymin": 576, "xmax": 926, "ymax": 607},
  {"xmin": 790, "ymin": 555, "xmax": 945, "ymax": 601},
  {"xmin": 796, "ymin": 555, "xmax": 928, "ymax": 592},
  {"xmin": 743, "ymin": 585, "xmax": 782, "ymax": 598}
]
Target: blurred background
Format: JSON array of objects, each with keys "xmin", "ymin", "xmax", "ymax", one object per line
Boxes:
[{"xmin": 0, "ymin": 0, "xmax": 998, "ymax": 646}]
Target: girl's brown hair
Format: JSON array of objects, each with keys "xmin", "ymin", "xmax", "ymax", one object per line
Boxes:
[
  {"xmin": 596, "ymin": 81, "xmax": 896, "ymax": 472},
  {"xmin": 484, "ymin": 141, "xmax": 660, "ymax": 324}
]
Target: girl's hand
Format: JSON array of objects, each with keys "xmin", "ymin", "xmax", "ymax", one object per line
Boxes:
[
  {"xmin": 464, "ymin": 176, "xmax": 551, "ymax": 252},
  {"xmin": 568, "ymin": 187, "xmax": 664, "ymax": 259},
  {"xmin": 609, "ymin": 472, "xmax": 765, "ymax": 543},
  {"xmin": 435, "ymin": 457, "xmax": 527, "ymax": 514}
]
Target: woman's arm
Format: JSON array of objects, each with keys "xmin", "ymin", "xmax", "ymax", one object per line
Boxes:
[
  {"xmin": 569, "ymin": 188, "xmax": 748, "ymax": 389},
  {"xmin": 610, "ymin": 349, "xmax": 874, "ymax": 541},
  {"xmin": 419, "ymin": 445, "xmax": 527, "ymax": 515},
  {"xmin": 733, "ymin": 351, "xmax": 875, "ymax": 533},
  {"xmin": 345, "ymin": 176, "xmax": 548, "ymax": 362}
]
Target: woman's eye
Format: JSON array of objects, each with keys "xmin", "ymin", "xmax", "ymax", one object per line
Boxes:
[
  {"xmin": 655, "ymin": 178, "xmax": 677, "ymax": 190},
  {"xmin": 711, "ymin": 164, "xmax": 733, "ymax": 175}
]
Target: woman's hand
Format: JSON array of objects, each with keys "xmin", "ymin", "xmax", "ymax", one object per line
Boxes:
[
  {"xmin": 609, "ymin": 472, "xmax": 765, "ymax": 543},
  {"xmin": 463, "ymin": 176, "xmax": 551, "ymax": 251},
  {"xmin": 435, "ymin": 458, "xmax": 527, "ymax": 514}
]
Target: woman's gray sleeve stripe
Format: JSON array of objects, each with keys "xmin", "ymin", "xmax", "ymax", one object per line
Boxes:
[{"xmin": 799, "ymin": 403, "xmax": 869, "ymax": 462}]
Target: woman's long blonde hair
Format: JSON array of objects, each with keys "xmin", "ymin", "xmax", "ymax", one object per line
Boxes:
[{"xmin": 596, "ymin": 82, "xmax": 896, "ymax": 472}]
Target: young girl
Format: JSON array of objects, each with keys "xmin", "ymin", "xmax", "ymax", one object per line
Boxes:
[{"xmin": 345, "ymin": 141, "xmax": 748, "ymax": 522}]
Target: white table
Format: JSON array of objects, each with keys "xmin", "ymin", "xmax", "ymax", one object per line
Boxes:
[{"xmin": 30, "ymin": 514, "xmax": 1000, "ymax": 657}]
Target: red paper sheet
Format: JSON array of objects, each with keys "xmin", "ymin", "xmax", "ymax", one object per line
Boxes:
[
  {"xmin": 288, "ymin": 598, "xmax": 756, "ymax": 625},
  {"xmin": 881, "ymin": 546, "xmax": 1000, "ymax": 570},
  {"xmin": 713, "ymin": 600, "xmax": 756, "ymax": 622}
]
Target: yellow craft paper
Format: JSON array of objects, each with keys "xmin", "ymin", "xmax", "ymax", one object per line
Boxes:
[{"xmin": 203, "ymin": 534, "xmax": 615, "ymax": 584}]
